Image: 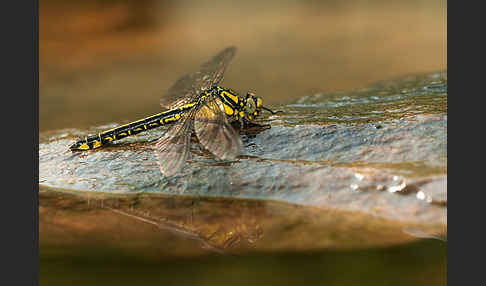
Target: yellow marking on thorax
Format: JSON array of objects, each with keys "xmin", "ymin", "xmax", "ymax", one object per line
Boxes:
[
  {"xmin": 223, "ymin": 103, "xmax": 234, "ymax": 115},
  {"xmin": 222, "ymin": 91, "xmax": 239, "ymax": 105}
]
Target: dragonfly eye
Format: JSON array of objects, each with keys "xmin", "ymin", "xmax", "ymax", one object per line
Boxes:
[
  {"xmin": 246, "ymin": 91, "xmax": 256, "ymax": 99},
  {"xmin": 246, "ymin": 98, "xmax": 256, "ymax": 114}
]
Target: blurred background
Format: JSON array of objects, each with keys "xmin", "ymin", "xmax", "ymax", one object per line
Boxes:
[{"xmin": 40, "ymin": 0, "xmax": 446, "ymax": 132}]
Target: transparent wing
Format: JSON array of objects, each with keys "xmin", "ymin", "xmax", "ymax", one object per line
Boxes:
[
  {"xmin": 196, "ymin": 46, "xmax": 237, "ymax": 91},
  {"xmin": 160, "ymin": 72, "xmax": 200, "ymax": 109},
  {"xmin": 160, "ymin": 46, "xmax": 237, "ymax": 109},
  {"xmin": 194, "ymin": 97, "xmax": 242, "ymax": 160},
  {"xmin": 154, "ymin": 110, "xmax": 195, "ymax": 177}
]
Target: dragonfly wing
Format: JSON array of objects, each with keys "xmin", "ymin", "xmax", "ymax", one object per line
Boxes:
[
  {"xmin": 194, "ymin": 98, "xmax": 242, "ymax": 160},
  {"xmin": 196, "ymin": 46, "xmax": 237, "ymax": 91},
  {"xmin": 160, "ymin": 73, "xmax": 198, "ymax": 109},
  {"xmin": 160, "ymin": 46, "xmax": 237, "ymax": 109},
  {"xmin": 154, "ymin": 111, "xmax": 194, "ymax": 177}
]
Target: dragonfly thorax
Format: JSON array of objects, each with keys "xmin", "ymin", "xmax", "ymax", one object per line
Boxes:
[{"xmin": 211, "ymin": 86, "xmax": 265, "ymax": 122}]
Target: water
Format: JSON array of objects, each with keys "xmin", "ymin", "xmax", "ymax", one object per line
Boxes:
[
  {"xmin": 40, "ymin": 0, "xmax": 446, "ymax": 285},
  {"xmin": 40, "ymin": 72, "xmax": 447, "ymax": 284}
]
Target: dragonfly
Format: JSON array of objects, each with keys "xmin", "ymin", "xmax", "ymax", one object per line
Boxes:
[{"xmin": 69, "ymin": 46, "xmax": 279, "ymax": 176}]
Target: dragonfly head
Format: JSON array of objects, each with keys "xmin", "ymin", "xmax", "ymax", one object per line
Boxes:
[{"xmin": 245, "ymin": 92, "xmax": 280, "ymax": 119}]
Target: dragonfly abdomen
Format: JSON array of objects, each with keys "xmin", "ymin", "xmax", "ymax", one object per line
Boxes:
[{"xmin": 69, "ymin": 105, "xmax": 193, "ymax": 151}]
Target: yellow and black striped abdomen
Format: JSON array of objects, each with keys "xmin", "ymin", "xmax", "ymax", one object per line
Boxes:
[{"xmin": 69, "ymin": 103, "xmax": 195, "ymax": 151}]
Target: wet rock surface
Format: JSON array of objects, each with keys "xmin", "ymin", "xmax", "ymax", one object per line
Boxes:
[{"xmin": 40, "ymin": 72, "xmax": 447, "ymax": 252}]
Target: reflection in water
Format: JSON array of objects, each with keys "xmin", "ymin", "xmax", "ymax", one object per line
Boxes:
[
  {"xmin": 41, "ymin": 187, "xmax": 266, "ymax": 254},
  {"xmin": 403, "ymin": 227, "xmax": 447, "ymax": 242},
  {"xmin": 40, "ymin": 187, "xmax": 444, "ymax": 256},
  {"xmin": 106, "ymin": 194, "xmax": 265, "ymax": 252},
  {"xmin": 40, "ymin": 187, "xmax": 447, "ymax": 285}
]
